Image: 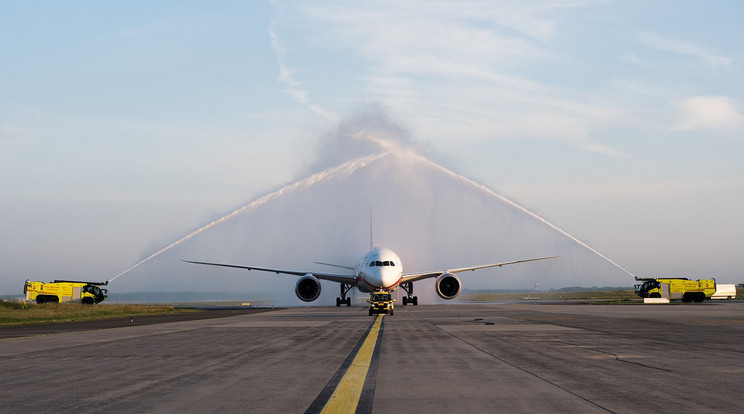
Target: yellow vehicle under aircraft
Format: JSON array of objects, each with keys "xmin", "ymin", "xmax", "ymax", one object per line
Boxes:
[
  {"xmin": 24, "ymin": 280, "xmax": 108, "ymax": 304},
  {"xmin": 368, "ymin": 290, "xmax": 395, "ymax": 316}
]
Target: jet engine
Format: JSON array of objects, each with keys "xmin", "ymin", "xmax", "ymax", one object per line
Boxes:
[
  {"xmin": 435, "ymin": 273, "xmax": 461, "ymax": 300},
  {"xmin": 295, "ymin": 274, "xmax": 321, "ymax": 302}
]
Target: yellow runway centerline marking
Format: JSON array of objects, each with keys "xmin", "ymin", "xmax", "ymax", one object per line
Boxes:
[{"xmin": 321, "ymin": 315, "xmax": 383, "ymax": 414}]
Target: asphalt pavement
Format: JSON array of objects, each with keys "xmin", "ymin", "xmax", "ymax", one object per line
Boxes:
[{"xmin": 1, "ymin": 302, "xmax": 743, "ymax": 413}]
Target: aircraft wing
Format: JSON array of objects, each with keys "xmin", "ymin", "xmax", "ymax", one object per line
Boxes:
[
  {"xmin": 181, "ymin": 260, "xmax": 357, "ymax": 285},
  {"xmin": 399, "ymin": 256, "xmax": 557, "ymax": 284}
]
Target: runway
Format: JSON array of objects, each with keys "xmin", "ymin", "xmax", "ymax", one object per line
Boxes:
[{"xmin": 2, "ymin": 302, "xmax": 744, "ymax": 413}]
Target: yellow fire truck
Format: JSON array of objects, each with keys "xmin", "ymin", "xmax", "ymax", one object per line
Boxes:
[
  {"xmin": 634, "ymin": 278, "xmax": 716, "ymax": 302},
  {"xmin": 24, "ymin": 280, "xmax": 108, "ymax": 304}
]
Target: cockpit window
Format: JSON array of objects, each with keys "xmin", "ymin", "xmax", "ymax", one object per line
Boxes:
[{"xmin": 371, "ymin": 260, "xmax": 398, "ymax": 266}]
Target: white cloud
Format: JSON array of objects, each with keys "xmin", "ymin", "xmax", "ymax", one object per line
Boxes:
[
  {"xmin": 637, "ymin": 31, "xmax": 731, "ymax": 67},
  {"xmin": 268, "ymin": 29, "xmax": 340, "ymax": 122},
  {"xmin": 674, "ymin": 96, "xmax": 744, "ymax": 132},
  {"xmin": 272, "ymin": 0, "xmax": 626, "ymax": 155}
]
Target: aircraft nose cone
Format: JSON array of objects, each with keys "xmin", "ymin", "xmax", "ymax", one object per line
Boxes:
[
  {"xmin": 381, "ymin": 268, "xmax": 399, "ymax": 289},
  {"xmin": 366, "ymin": 270, "xmax": 384, "ymax": 288}
]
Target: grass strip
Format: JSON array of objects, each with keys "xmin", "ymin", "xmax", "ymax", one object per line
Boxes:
[{"xmin": 0, "ymin": 302, "xmax": 196, "ymax": 326}]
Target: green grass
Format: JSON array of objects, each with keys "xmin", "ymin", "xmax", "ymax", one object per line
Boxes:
[
  {"xmin": 461, "ymin": 289, "xmax": 642, "ymax": 304},
  {"xmin": 0, "ymin": 301, "xmax": 196, "ymax": 326}
]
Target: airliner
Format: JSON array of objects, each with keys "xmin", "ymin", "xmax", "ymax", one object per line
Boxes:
[{"xmin": 183, "ymin": 248, "xmax": 556, "ymax": 306}]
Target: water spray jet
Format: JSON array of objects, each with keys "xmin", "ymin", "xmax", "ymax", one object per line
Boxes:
[
  {"xmin": 107, "ymin": 151, "xmax": 391, "ymax": 283},
  {"xmin": 408, "ymin": 152, "xmax": 637, "ymax": 279},
  {"xmin": 109, "ymin": 146, "xmax": 635, "ymax": 289}
]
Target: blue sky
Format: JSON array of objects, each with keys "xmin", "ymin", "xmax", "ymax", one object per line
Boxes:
[{"xmin": 1, "ymin": 1, "xmax": 743, "ymax": 293}]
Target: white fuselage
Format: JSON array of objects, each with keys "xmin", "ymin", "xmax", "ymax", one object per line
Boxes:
[{"xmin": 355, "ymin": 247, "xmax": 403, "ymax": 293}]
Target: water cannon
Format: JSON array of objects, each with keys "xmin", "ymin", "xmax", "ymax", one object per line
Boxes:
[{"xmin": 53, "ymin": 280, "xmax": 108, "ymax": 286}]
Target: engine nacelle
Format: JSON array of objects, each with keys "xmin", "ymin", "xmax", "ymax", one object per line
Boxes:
[
  {"xmin": 295, "ymin": 274, "xmax": 321, "ymax": 302},
  {"xmin": 435, "ymin": 273, "xmax": 462, "ymax": 300}
]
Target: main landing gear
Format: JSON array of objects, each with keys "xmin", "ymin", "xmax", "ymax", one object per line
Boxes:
[
  {"xmin": 400, "ymin": 282, "xmax": 418, "ymax": 306},
  {"xmin": 336, "ymin": 283, "xmax": 352, "ymax": 307}
]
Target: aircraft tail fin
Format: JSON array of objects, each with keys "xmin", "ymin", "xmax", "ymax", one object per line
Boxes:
[{"xmin": 369, "ymin": 207, "xmax": 374, "ymax": 249}]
